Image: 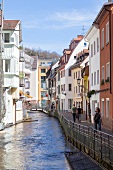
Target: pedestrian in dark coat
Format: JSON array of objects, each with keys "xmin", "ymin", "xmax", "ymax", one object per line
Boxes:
[
  {"xmin": 77, "ymin": 106, "xmax": 82, "ymax": 122},
  {"xmin": 94, "ymin": 107, "xmax": 102, "ymax": 131},
  {"xmin": 71, "ymin": 104, "xmax": 77, "ymax": 123}
]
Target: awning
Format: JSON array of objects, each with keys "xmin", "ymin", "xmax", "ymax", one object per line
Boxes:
[{"xmin": 19, "ymin": 90, "xmax": 33, "ymax": 98}]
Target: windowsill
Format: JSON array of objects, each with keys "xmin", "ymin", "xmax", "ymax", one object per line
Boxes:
[
  {"xmin": 106, "ymin": 41, "xmax": 109, "ymax": 46},
  {"xmin": 101, "ymin": 47, "xmax": 104, "ymax": 50}
]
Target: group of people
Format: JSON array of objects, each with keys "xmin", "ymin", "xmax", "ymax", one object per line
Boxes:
[
  {"xmin": 71, "ymin": 104, "xmax": 82, "ymax": 123},
  {"xmin": 71, "ymin": 104, "xmax": 102, "ymax": 131}
]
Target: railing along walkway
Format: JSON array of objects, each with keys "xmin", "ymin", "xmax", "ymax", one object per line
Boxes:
[{"xmin": 57, "ymin": 111, "xmax": 113, "ymax": 168}]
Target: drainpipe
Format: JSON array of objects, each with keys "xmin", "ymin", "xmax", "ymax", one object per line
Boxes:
[{"xmin": 105, "ymin": 7, "xmax": 112, "ymax": 94}]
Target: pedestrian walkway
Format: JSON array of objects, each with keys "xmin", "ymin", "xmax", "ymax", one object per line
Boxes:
[{"xmin": 61, "ymin": 112, "xmax": 113, "ymax": 136}]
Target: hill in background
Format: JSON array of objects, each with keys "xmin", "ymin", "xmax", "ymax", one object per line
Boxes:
[{"xmin": 23, "ymin": 47, "xmax": 61, "ymax": 59}]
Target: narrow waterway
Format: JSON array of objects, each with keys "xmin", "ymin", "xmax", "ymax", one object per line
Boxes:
[{"xmin": 0, "ymin": 112, "xmax": 75, "ymax": 170}]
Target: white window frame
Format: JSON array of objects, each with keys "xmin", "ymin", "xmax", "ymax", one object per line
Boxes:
[
  {"xmin": 97, "ymin": 70, "xmax": 99, "ymax": 84},
  {"xmin": 94, "ymin": 72, "xmax": 96, "ymax": 85},
  {"xmin": 97, "ymin": 37, "xmax": 99, "ymax": 53},
  {"xmin": 91, "ymin": 44, "xmax": 93, "ymax": 57},
  {"xmin": 101, "ymin": 28, "xmax": 104, "ymax": 49},
  {"xmin": 106, "ymin": 62, "xmax": 110, "ymax": 79},
  {"xmin": 106, "ymin": 22, "xmax": 109, "ymax": 44},
  {"xmin": 91, "ymin": 73, "xmax": 93, "ymax": 86},
  {"xmin": 106, "ymin": 98, "xmax": 110, "ymax": 118},
  {"xmin": 102, "ymin": 66, "xmax": 105, "ymax": 80},
  {"xmin": 101, "ymin": 98, "xmax": 104, "ymax": 116},
  {"xmin": 94, "ymin": 41, "xmax": 96, "ymax": 55}
]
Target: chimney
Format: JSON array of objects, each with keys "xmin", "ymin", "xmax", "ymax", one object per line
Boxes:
[
  {"xmin": 77, "ymin": 35, "xmax": 84, "ymax": 39},
  {"xmin": 108, "ymin": 0, "xmax": 113, "ymax": 2}
]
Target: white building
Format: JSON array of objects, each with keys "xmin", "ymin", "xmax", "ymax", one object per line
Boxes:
[
  {"xmin": 65, "ymin": 38, "xmax": 89, "ymax": 111},
  {"xmin": 85, "ymin": 26, "xmax": 100, "ymax": 122},
  {"xmin": 29, "ymin": 56, "xmax": 38, "ymax": 101},
  {"xmin": 3, "ymin": 20, "xmax": 22, "ymax": 125}
]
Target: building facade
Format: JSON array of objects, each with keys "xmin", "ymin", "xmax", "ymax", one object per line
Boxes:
[{"xmin": 85, "ymin": 26, "xmax": 100, "ymax": 122}]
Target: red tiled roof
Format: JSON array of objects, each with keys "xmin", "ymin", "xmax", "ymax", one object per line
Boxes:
[{"xmin": 3, "ymin": 20, "xmax": 20, "ymax": 30}]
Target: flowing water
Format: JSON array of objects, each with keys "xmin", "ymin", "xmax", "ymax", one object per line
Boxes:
[{"xmin": 0, "ymin": 112, "xmax": 74, "ymax": 170}]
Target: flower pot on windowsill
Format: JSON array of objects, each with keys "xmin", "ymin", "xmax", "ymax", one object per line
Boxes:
[
  {"xmin": 105, "ymin": 77, "xmax": 110, "ymax": 83},
  {"xmin": 101, "ymin": 79, "xmax": 105, "ymax": 85}
]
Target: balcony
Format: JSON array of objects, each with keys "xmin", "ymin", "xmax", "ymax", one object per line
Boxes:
[{"xmin": 4, "ymin": 73, "xmax": 19, "ymax": 88}]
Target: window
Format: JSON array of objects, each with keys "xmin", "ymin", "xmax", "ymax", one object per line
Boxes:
[
  {"xmin": 58, "ymin": 72, "xmax": 60, "ymax": 81},
  {"xmin": 78, "ymin": 71, "xmax": 80, "ymax": 78},
  {"xmin": 74, "ymin": 72, "xmax": 75, "ymax": 79},
  {"xmin": 68, "ymin": 99, "xmax": 73, "ymax": 109},
  {"xmin": 68, "ymin": 69, "xmax": 71, "ymax": 76},
  {"xmin": 41, "ymin": 69, "xmax": 46, "ymax": 73},
  {"xmin": 97, "ymin": 70, "xmax": 99, "ymax": 84},
  {"xmin": 76, "ymin": 72, "xmax": 77, "ymax": 78},
  {"xmin": 106, "ymin": 22, "xmax": 109, "ymax": 44},
  {"xmin": 97, "ymin": 37, "xmax": 99, "ymax": 52},
  {"xmin": 25, "ymin": 81, "xmax": 30, "ymax": 89},
  {"xmin": 41, "ymin": 91, "xmax": 47, "ymax": 97},
  {"xmin": 101, "ymin": 28, "xmax": 104, "ymax": 49},
  {"xmin": 91, "ymin": 73, "xmax": 93, "ymax": 86},
  {"xmin": 41, "ymin": 76, "xmax": 46, "ymax": 82},
  {"xmin": 106, "ymin": 98, "xmax": 110, "ymax": 118},
  {"xmin": 4, "ymin": 33, "xmax": 10, "ymax": 43},
  {"xmin": 68, "ymin": 84, "xmax": 72, "ymax": 91},
  {"xmin": 94, "ymin": 72, "xmax": 96, "ymax": 85},
  {"xmin": 101, "ymin": 99, "xmax": 104, "ymax": 116},
  {"xmin": 94, "ymin": 41, "xmax": 96, "ymax": 55},
  {"xmin": 5, "ymin": 60, "xmax": 10, "ymax": 72},
  {"xmin": 41, "ymin": 82, "xmax": 46, "ymax": 89},
  {"xmin": 76, "ymin": 86, "xmax": 77, "ymax": 93},
  {"xmin": 58, "ymin": 85, "xmax": 60, "ymax": 94},
  {"xmin": 106, "ymin": 62, "xmax": 110, "ymax": 78},
  {"xmin": 102, "ymin": 66, "xmax": 105, "ymax": 80},
  {"xmin": 91, "ymin": 44, "xmax": 93, "ymax": 57}
]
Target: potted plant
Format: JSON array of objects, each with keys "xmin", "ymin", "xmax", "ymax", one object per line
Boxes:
[
  {"xmin": 87, "ymin": 90, "xmax": 95, "ymax": 98},
  {"xmin": 105, "ymin": 77, "xmax": 110, "ymax": 83},
  {"xmin": 101, "ymin": 79, "xmax": 105, "ymax": 85}
]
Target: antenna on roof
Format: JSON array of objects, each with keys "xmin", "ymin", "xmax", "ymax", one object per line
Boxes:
[{"xmin": 81, "ymin": 25, "xmax": 86, "ymax": 35}]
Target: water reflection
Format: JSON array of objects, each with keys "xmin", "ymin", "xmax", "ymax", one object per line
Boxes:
[{"xmin": 0, "ymin": 112, "xmax": 74, "ymax": 170}]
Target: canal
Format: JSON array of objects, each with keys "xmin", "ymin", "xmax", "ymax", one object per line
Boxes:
[{"xmin": 0, "ymin": 112, "xmax": 74, "ymax": 170}]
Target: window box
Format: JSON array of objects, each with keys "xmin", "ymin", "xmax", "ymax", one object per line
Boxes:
[
  {"xmin": 105, "ymin": 77, "xmax": 110, "ymax": 83},
  {"xmin": 101, "ymin": 79, "xmax": 105, "ymax": 85}
]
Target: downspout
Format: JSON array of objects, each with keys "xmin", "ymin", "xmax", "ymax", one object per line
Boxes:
[
  {"xmin": 105, "ymin": 7, "xmax": 112, "ymax": 94},
  {"xmin": 109, "ymin": 10, "xmax": 112, "ymax": 94}
]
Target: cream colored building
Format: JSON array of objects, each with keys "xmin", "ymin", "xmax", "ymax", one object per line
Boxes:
[{"xmin": 37, "ymin": 57, "xmax": 54, "ymax": 107}]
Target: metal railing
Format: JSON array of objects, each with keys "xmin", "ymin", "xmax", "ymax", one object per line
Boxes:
[{"xmin": 55, "ymin": 112, "xmax": 113, "ymax": 169}]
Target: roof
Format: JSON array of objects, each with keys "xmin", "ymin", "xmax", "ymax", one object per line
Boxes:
[
  {"xmin": 93, "ymin": 2, "xmax": 113, "ymax": 25},
  {"xmin": 31, "ymin": 56, "xmax": 38, "ymax": 69},
  {"xmin": 70, "ymin": 62, "xmax": 81, "ymax": 70},
  {"xmin": 3, "ymin": 20, "xmax": 20, "ymax": 30}
]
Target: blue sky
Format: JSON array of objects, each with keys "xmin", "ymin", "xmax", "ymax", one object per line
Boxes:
[{"xmin": 4, "ymin": 0, "xmax": 107, "ymax": 55}]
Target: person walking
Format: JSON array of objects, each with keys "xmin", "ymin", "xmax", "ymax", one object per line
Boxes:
[
  {"xmin": 77, "ymin": 106, "xmax": 82, "ymax": 122},
  {"xmin": 94, "ymin": 107, "xmax": 102, "ymax": 131},
  {"xmin": 71, "ymin": 104, "xmax": 77, "ymax": 123}
]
